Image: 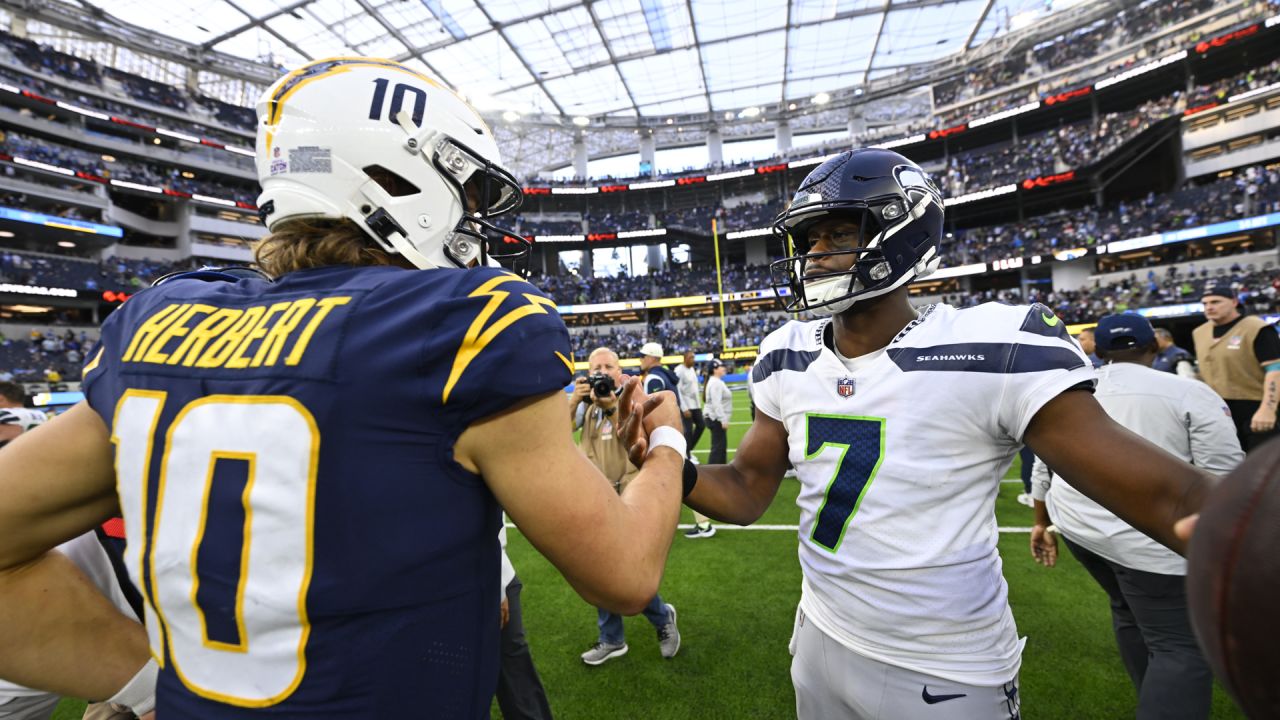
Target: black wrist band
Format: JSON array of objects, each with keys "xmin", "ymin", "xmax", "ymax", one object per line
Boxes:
[{"xmin": 682, "ymin": 458, "xmax": 698, "ymax": 498}]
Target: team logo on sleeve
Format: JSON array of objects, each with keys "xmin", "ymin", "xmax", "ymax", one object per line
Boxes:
[{"xmin": 836, "ymin": 377, "xmax": 856, "ymax": 398}]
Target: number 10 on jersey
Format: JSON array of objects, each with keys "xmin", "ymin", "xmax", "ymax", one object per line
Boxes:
[{"xmin": 112, "ymin": 391, "xmax": 319, "ymax": 707}]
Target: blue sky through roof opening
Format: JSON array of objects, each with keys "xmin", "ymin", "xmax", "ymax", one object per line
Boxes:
[
  {"xmin": 641, "ymin": 0, "xmax": 675, "ymax": 51},
  {"xmin": 422, "ymin": 0, "xmax": 468, "ymax": 40}
]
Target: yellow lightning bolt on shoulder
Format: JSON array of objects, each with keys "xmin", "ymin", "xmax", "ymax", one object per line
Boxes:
[{"xmin": 443, "ymin": 276, "xmax": 558, "ymax": 403}]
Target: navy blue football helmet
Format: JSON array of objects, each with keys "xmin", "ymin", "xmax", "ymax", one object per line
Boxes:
[{"xmin": 770, "ymin": 148, "xmax": 945, "ymax": 315}]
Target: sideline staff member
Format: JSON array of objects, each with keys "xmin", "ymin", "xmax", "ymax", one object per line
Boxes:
[
  {"xmin": 570, "ymin": 347, "xmax": 682, "ymax": 665},
  {"xmin": 1031, "ymin": 313, "xmax": 1242, "ymax": 720},
  {"xmin": 1192, "ymin": 283, "xmax": 1280, "ymax": 450}
]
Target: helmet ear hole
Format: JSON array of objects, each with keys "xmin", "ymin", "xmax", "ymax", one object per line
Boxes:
[{"xmin": 363, "ymin": 165, "xmax": 420, "ymax": 197}]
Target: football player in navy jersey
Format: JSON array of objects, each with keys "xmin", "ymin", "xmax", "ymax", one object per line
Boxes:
[
  {"xmin": 675, "ymin": 148, "xmax": 1215, "ymax": 719},
  {"xmin": 0, "ymin": 58, "xmax": 686, "ymax": 719}
]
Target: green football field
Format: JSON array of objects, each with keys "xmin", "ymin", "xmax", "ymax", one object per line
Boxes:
[
  {"xmin": 54, "ymin": 388, "xmax": 1244, "ymax": 720},
  {"xmin": 485, "ymin": 388, "xmax": 1245, "ymax": 719}
]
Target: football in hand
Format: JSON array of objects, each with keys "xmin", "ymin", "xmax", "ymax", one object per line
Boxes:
[{"xmin": 1186, "ymin": 437, "xmax": 1280, "ymax": 718}]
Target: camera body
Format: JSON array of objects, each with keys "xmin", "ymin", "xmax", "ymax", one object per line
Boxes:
[{"xmin": 587, "ymin": 373, "xmax": 616, "ymax": 398}]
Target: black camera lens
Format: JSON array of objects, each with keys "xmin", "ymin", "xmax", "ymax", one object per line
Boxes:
[{"xmin": 589, "ymin": 373, "xmax": 615, "ymax": 397}]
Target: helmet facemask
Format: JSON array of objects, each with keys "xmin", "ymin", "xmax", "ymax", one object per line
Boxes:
[
  {"xmin": 769, "ymin": 156, "xmax": 944, "ymax": 317},
  {"xmin": 367, "ymin": 111, "xmax": 530, "ymax": 274}
]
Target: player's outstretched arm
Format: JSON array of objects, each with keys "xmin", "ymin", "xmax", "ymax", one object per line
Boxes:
[
  {"xmin": 1024, "ymin": 390, "xmax": 1213, "ymax": 555},
  {"xmin": 683, "ymin": 411, "xmax": 791, "ymax": 526},
  {"xmin": 456, "ymin": 389, "xmax": 684, "ymax": 616},
  {"xmin": 0, "ymin": 402, "xmax": 152, "ymax": 701}
]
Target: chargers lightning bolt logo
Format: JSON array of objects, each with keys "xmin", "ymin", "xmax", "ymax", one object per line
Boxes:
[{"xmin": 444, "ymin": 273, "xmax": 561, "ymax": 403}]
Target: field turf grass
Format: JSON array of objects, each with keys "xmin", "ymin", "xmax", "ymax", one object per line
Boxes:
[{"xmin": 55, "ymin": 389, "xmax": 1244, "ymax": 719}]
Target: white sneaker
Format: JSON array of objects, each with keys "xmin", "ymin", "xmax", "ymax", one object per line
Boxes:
[
  {"xmin": 1016, "ymin": 493, "xmax": 1034, "ymax": 508},
  {"xmin": 684, "ymin": 523, "xmax": 716, "ymax": 539},
  {"xmin": 657, "ymin": 604, "xmax": 681, "ymax": 659},
  {"xmin": 581, "ymin": 641, "xmax": 628, "ymax": 666}
]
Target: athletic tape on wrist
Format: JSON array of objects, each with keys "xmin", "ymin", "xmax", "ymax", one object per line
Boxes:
[
  {"xmin": 108, "ymin": 657, "xmax": 157, "ymax": 716},
  {"xmin": 647, "ymin": 425, "xmax": 687, "ymax": 459}
]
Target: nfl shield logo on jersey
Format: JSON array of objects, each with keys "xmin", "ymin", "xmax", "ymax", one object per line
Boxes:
[{"xmin": 836, "ymin": 377, "xmax": 855, "ymax": 398}]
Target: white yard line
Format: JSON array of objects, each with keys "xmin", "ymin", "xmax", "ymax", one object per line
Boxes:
[{"xmin": 506, "ymin": 523, "xmax": 1034, "ymax": 533}]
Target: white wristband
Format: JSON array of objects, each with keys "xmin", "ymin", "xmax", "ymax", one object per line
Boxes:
[
  {"xmin": 107, "ymin": 657, "xmax": 157, "ymax": 716},
  {"xmin": 647, "ymin": 425, "xmax": 687, "ymax": 458}
]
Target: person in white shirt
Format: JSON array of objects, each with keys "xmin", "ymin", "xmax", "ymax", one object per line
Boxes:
[
  {"xmin": 675, "ymin": 351, "xmax": 706, "ymax": 450},
  {"xmin": 677, "ymin": 352, "xmax": 716, "ymax": 538},
  {"xmin": 0, "ymin": 382, "xmax": 46, "ymax": 449},
  {"xmin": 703, "ymin": 359, "xmax": 732, "ymax": 466},
  {"xmin": 676, "ymin": 148, "xmax": 1213, "ymax": 720},
  {"xmin": 495, "ymin": 523, "xmax": 552, "ymax": 720},
  {"xmin": 0, "ymin": 532, "xmax": 145, "ymax": 720},
  {"xmin": 1030, "ymin": 313, "xmax": 1242, "ymax": 720},
  {"xmin": 0, "ymin": 387, "xmax": 153, "ymax": 720}
]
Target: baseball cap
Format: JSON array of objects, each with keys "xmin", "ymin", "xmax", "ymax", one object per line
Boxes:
[
  {"xmin": 639, "ymin": 342, "xmax": 664, "ymax": 358},
  {"xmin": 1202, "ymin": 282, "xmax": 1237, "ymax": 302},
  {"xmin": 709, "ymin": 358, "xmax": 725, "ymax": 370},
  {"xmin": 1094, "ymin": 313, "xmax": 1156, "ymax": 352}
]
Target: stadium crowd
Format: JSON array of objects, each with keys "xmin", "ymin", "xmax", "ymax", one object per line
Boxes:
[
  {"xmin": 949, "ymin": 97, "xmax": 1181, "ymax": 194},
  {"xmin": 944, "ymin": 261, "xmax": 1280, "ymax": 326},
  {"xmin": 0, "ymin": 250, "xmax": 188, "ymax": 292},
  {"xmin": 0, "ymin": 129, "xmax": 258, "ymax": 204},
  {"xmin": 1185, "ymin": 56, "xmax": 1280, "ymax": 109},
  {"xmin": 0, "ymin": 30, "xmax": 257, "ymax": 133},
  {"xmin": 946, "ymin": 164, "xmax": 1280, "ymax": 264},
  {"xmin": 935, "ymin": 0, "xmax": 1221, "ymax": 111},
  {"xmin": 0, "ymin": 44, "xmax": 253, "ymax": 150},
  {"xmin": 0, "ymin": 325, "xmax": 94, "ymax": 383},
  {"xmin": 568, "ymin": 310, "xmax": 786, "ymax": 359}
]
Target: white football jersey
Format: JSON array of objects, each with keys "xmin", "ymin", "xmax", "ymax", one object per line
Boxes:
[
  {"xmin": 752, "ymin": 302, "xmax": 1094, "ymax": 686},
  {"xmin": 0, "ymin": 531, "xmax": 136, "ymax": 701},
  {"xmin": 0, "ymin": 407, "xmax": 46, "ymax": 432}
]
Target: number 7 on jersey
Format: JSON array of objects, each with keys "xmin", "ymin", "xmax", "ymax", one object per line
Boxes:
[{"xmin": 805, "ymin": 414, "xmax": 885, "ymax": 552}]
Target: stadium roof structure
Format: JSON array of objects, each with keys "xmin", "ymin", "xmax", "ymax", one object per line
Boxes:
[{"xmin": 49, "ymin": 0, "xmax": 1087, "ymax": 125}]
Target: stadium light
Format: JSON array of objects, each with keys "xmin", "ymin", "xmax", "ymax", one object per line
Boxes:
[
  {"xmin": 788, "ymin": 102, "xmax": 797, "ymax": 110},
  {"xmin": 0, "ymin": 231, "xmax": 13, "ymax": 238},
  {"xmin": 740, "ymin": 106, "xmax": 761, "ymax": 118},
  {"xmin": 812, "ymin": 92, "xmax": 831, "ymax": 105},
  {"xmin": 101, "ymin": 154, "xmax": 116, "ymax": 162},
  {"xmin": 57, "ymin": 241, "xmax": 75, "ymax": 248},
  {"xmin": 571, "ymin": 116, "xmax": 590, "ymax": 127},
  {"xmin": 502, "ymin": 110, "xmax": 520, "ymax": 122},
  {"xmin": 1010, "ymin": 9, "xmax": 1041, "ymax": 30}
]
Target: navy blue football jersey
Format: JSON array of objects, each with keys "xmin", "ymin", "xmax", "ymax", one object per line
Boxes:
[{"xmin": 82, "ymin": 265, "xmax": 573, "ymax": 719}]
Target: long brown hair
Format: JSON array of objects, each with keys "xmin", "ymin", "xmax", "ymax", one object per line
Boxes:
[{"xmin": 253, "ymin": 219, "xmax": 410, "ymax": 277}]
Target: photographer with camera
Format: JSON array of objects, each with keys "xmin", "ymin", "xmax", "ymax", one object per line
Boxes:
[{"xmin": 570, "ymin": 347, "xmax": 682, "ymax": 666}]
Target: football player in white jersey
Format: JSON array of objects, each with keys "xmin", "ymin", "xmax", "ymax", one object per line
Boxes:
[
  {"xmin": 0, "ymin": 382, "xmax": 46, "ymax": 448},
  {"xmin": 0, "ymin": 382, "xmax": 147, "ymax": 718},
  {"xmin": 674, "ymin": 148, "xmax": 1215, "ymax": 719}
]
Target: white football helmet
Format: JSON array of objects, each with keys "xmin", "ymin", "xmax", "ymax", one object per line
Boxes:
[{"xmin": 255, "ymin": 58, "xmax": 528, "ymax": 272}]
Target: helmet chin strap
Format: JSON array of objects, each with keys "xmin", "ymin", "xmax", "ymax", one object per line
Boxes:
[{"xmin": 383, "ymin": 226, "xmax": 435, "ymax": 270}]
